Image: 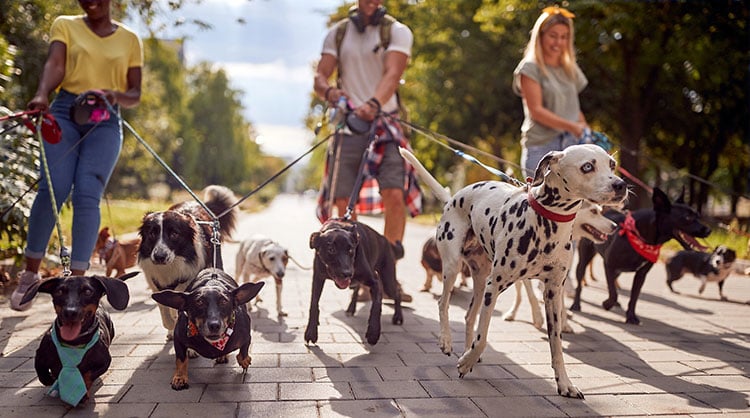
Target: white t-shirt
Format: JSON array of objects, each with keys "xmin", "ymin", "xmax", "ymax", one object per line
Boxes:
[{"xmin": 322, "ymin": 18, "xmax": 413, "ymax": 114}]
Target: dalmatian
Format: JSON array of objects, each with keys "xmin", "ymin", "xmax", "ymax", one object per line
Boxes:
[
  {"xmin": 235, "ymin": 234, "xmax": 290, "ymax": 317},
  {"xmin": 502, "ymin": 202, "xmax": 618, "ymax": 333},
  {"xmin": 400, "ymin": 144, "xmax": 628, "ymax": 398}
]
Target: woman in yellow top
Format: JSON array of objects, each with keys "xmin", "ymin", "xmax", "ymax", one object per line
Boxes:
[{"xmin": 11, "ymin": 0, "xmax": 142, "ymax": 311}]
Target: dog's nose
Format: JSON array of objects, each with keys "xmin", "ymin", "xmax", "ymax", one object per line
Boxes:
[
  {"xmin": 207, "ymin": 319, "xmax": 222, "ymax": 334},
  {"xmin": 612, "ymin": 178, "xmax": 626, "ymax": 194},
  {"xmin": 61, "ymin": 306, "xmax": 80, "ymax": 321},
  {"xmin": 152, "ymin": 250, "xmax": 169, "ymax": 264},
  {"xmin": 276, "ymin": 271, "xmax": 285, "ymax": 279}
]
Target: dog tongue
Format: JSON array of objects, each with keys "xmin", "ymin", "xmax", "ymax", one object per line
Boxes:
[
  {"xmin": 334, "ymin": 278, "xmax": 351, "ymax": 289},
  {"xmin": 59, "ymin": 321, "xmax": 83, "ymax": 341}
]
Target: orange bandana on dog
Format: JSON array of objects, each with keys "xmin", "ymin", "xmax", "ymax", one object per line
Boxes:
[
  {"xmin": 618, "ymin": 212, "xmax": 661, "ymax": 263},
  {"xmin": 186, "ymin": 312, "xmax": 235, "ymax": 351}
]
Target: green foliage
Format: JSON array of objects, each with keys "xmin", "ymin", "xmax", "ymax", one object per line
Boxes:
[{"xmin": 0, "ymin": 117, "xmax": 38, "ymax": 261}]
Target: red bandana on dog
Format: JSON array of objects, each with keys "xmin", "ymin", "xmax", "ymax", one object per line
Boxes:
[
  {"xmin": 186, "ymin": 312, "xmax": 235, "ymax": 351},
  {"xmin": 619, "ymin": 211, "xmax": 661, "ymax": 263}
]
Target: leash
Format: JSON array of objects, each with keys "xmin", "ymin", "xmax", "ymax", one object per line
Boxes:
[
  {"xmin": 34, "ymin": 116, "xmax": 71, "ymax": 276},
  {"xmin": 342, "ymin": 118, "xmax": 379, "ymax": 220},
  {"xmin": 381, "ymin": 113, "xmax": 527, "ymax": 188}
]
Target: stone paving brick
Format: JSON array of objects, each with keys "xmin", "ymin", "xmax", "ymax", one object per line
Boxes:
[
  {"xmin": 618, "ymin": 393, "xmax": 722, "ymax": 415},
  {"xmin": 420, "ymin": 379, "xmax": 502, "ymax": 397},
  {"xmin": 313, "ymin": 366, "xmax": 382, "ymax": 382},
  {"xmin": 150, "ymin": 402, "xmax": 237, "ymax": 417},
  {"xmin": 319, "ymin": 399, "xmax": 402, "ymax": 417},
  {"xmin": 472, "ymin": 394, "xmax": 565, "ymax": 417},
  {"xmin": 200, "ymin": 382, "xmax": 278, "ymax": 402},
  {"xmin": 239, "ymin": 400, "xmax": 319, "ymax": 418},
  {"xmin": 280, "ymin": 381, "xmax": 354, "ymax": 401},
  {"xmin": 395, "ymin": 397, "xmax": 485, "ymax": 417},
  {"xmin": 378, "ymin": 366, "xmax": 450, "ymax": 381},
  {"xmin": 349, "ymin": 380, "xmax": 429, "ymax": 400}
]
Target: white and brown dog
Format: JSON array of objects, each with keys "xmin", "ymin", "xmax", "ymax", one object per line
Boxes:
[
  {"xmin": 235, "ymin": 234, "xmax": 290, "ymax": 317},
  {"xmin": 401, "ymin": 144, "xmax": 627, "ymax": 399},
  {"xmin": 138, "ymin": 185, "xmax": 238, "ymax": 339}
]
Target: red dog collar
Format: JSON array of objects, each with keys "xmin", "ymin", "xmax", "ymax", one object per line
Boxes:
[
  {"xmin": 527, "ymin": 191, "xmax": 577, "ymax": 223},
  {"xmin": 619, "ymin": 212, "xmax": 661, "ymax": 263}
]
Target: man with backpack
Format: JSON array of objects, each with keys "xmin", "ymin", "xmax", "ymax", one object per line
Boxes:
[{"xmin": 314, "ymin": 0, "xmax": 421, "ymax": 302}]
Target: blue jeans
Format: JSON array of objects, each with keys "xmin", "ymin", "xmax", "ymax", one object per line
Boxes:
[
  {"xmin": 25, "ymin": 90, "xmax": 123, "ymax": 271},
  {"xmin": 520, "ymin": 132, "xmax": 578, "ymax": 180}
]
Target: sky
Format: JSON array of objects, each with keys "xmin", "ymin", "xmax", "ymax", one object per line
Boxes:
[{"xmin": 127, "ymin": 0, "xmax": 346, "ymax": 159}]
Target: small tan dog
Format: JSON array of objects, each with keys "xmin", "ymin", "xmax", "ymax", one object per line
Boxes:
[{"xmin": 94, "ymin": 227, "xmax": 141, "ymax": 277}]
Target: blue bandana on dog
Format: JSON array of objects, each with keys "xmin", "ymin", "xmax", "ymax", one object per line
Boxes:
[{"xmin": 48, "ymin": 326, "xmax": 100, "ymax": 406}]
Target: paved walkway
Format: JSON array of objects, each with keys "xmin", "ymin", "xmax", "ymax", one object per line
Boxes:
[{"xmin": 1, "ymin": 194, "xmax": 749, "ymax": 417}]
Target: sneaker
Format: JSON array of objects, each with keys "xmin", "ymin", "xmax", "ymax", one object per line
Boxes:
[{"xmin": 10, "ymin": 271, "xmax": 41, "ymax": 311}]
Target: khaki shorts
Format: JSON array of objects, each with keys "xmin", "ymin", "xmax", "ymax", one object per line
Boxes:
[{"xmin": 331, "ymin": 131, "xmax": 405, "ymax": 199}]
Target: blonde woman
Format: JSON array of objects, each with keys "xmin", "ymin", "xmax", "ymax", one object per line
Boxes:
[{"xmin": 514, "ymin": 6, "xmax": 589, "ymax": 178}]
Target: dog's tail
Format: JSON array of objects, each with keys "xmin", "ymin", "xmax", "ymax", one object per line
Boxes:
[
  {"xmin": 203, "ymin": 185, "xmax": 239, "ymax": 239},
  {"xmin": 399, "ymin": 148, "xmax": 451, "ymax": 204}
]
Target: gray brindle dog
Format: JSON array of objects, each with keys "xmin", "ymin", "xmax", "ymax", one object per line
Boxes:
[{"xmin": 414, "ymin": 144, "xmax": 628, "ymax": 398}]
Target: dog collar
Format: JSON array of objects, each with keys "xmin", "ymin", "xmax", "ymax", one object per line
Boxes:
[
  {"xmin": 527, "ymin": 191, "xmax": 577, "ymax": 223},
  {"xmin": 619, "ymin": 211, "xmax": 661, "ymax": 263},
  {"xmin": 187, "ymin": 311, "xmax": 235, "ymax": 351}
]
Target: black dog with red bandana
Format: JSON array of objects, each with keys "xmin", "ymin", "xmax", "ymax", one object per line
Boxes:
[{"xmin": 151, "ymin": 268, "xmax": 263, "ymax": 390}]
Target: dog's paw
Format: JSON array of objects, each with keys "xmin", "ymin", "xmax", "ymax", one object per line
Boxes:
[
  {"xmin": 502, "ymin": 311, "xmax": 516, "ymax": 322},
  {"xmin": 557, "ymin": 381, "xmax": 585, "ymax": 399},
  {"xmin": 438, "ymin": 334, "xmax": 453, "ymax": 355},
  {"xmin": 625, "ymin": 312, "xmax": 641, "ymax": 325},
  {"xmin": 601, "ymin": 298, "xmax": 620, "ymax": 311},
  {"xmin": 304, "ymin": 326, "xmax": 318, "ymax": 345},
  {"xmin": 215, "ymin": 355, "xmax": 228, "ymax": 364},
  {"xmin": 570, "ymin": 301, "xmax": 581, "ymax": 311},
  {"xmin": 237, "ymin": 353, "xmax": 251, "ymax": 369},
  {"xmin": 457, "ymin": 351, "xmax": 478, "ymax": 376},
  {"xmin": 278, "ymin": 310, "xmax": 288, "ymax": 317},
  {"xmin": 187, "ymin": 348, "xmax": 199, "ymax": 359},
  {"xmin": 562, "ymin": 323, "xmax": 574, "ymax": 334},
  {"xmin": 365, "ymin": 326, "xmax": 381, "ymax": 345},
  {"xmin": 392, "ymin": 312, "xmax": 403, "ymax": 325},
  {"xmin": 171, "ymin": 374, "xmax": 189, "ymax": 391}
]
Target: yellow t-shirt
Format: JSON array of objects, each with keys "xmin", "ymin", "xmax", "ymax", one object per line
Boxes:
[{"xmin": 51, "ymin": 15, "xmax": 143, "ymax": 95}]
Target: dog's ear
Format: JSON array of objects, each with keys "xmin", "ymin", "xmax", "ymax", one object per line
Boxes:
[
  {"xmin": 19, "ymin": 277, "xmax": 62, "ymax": 305},
  {"xmin": 234, "ymin": 281, "xmax": 265, "ymax": 305},
  {"xmin": 152, "ymin": 290, "xmax": 188, "ymax": 311},
  {"xmin": 309, "ymin": 232, "xmax": 321, "ymax": 249},
  {"xmin": 651, "ymin": 187, "xmax": 672, "ymax": 213},
  {"xmin": 92, "ymin": 275, "xmax": 131, "ymax": 310},
  {"xmin": 531, "ymin": 152, "xmax": 560, "ymax": 187}
]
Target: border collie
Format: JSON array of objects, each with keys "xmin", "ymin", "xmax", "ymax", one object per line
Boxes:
[{"xmin": 138, "ymin": 185, "xmax": 238, "ymax": 338}]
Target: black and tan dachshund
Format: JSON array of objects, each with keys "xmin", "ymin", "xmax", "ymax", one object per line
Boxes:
[
  {"xmin": 20, "ymin": 272, "xmax": 136, "ymax": 406},
  {"xmin": 571, "ymin": 187, "xmax": 711, "ymax": 324},
  {"xmin": 151, "ymin": 267, "xmax": 264, "ymax": 390}
]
